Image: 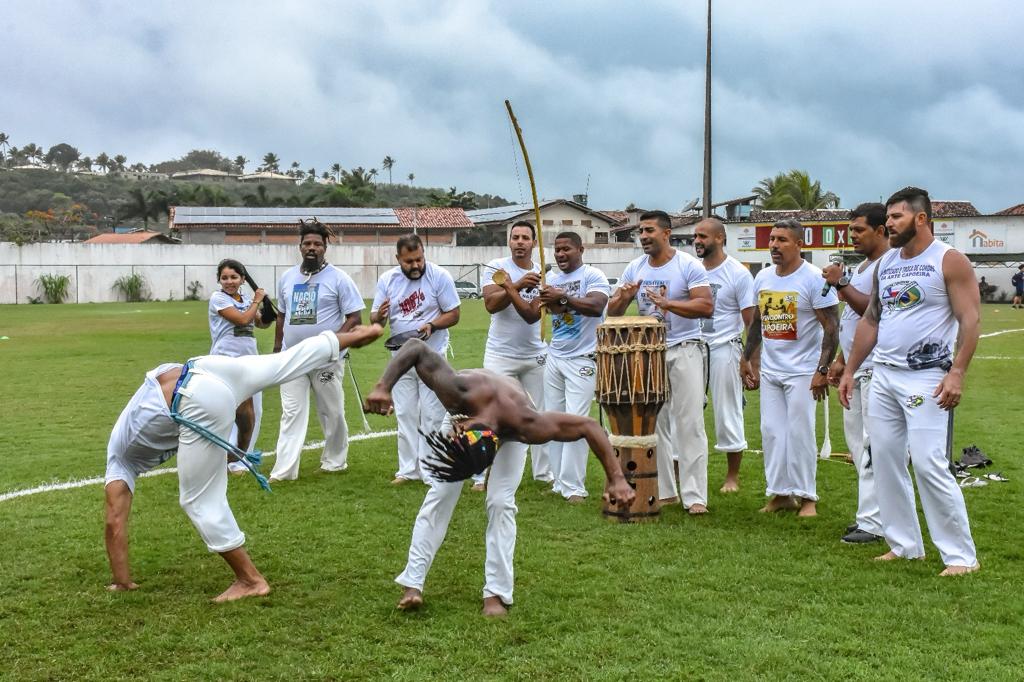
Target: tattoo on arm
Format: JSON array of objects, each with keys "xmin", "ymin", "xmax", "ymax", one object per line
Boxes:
[
  {"xmin": 743, "ymin": 307, "xmax": 762, "ymax": 360},
  {"xmin": 816, "ymin": 305, "xmax": 840, "ymax": 366}
]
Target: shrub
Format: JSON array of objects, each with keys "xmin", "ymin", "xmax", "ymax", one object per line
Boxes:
[
  {"xmin": 34, "ymin": 273, "xmax": 72, "ymax": 303},
  {"xmin": 185, "ymin": 280, "xmax": 203, "ymax": 301},
  {"xmin": 112, "ymin": 272, "xmax": 149, "ymax": 302}
]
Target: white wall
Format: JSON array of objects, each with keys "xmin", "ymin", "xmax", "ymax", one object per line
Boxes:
[{"xmin": 0, "ymin": 243, "xmax": 643, "ymax": 304}]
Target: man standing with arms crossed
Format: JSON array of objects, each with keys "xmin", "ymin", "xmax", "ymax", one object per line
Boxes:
[
  {"xmin": 371, "ymin": 233, "xmax": 461, "ymax": 484},
  {"xmin": 470, "ymin": 220, "xmax": 549, "ymax": 491},
  {"xmin": 823, "ymin": 203, "xmax": 889, "ymax": 544},
  {"xmin": 608, "ymin": 211, "xmax": 713, "ymax": 513},
  {"xmin": 742, "ymin": 219, "xmax": 839, "ymax": 517},
  {"xmin": 692, "ymin": 217, "xmax": 754, "ymax": 494},
  {"xmin": 271, "ymin": 219, "xmax": 364, "ymax": 481},
  {"xmin": 840, "ymin": 187, "xmax": 980, "ymax": 575}
]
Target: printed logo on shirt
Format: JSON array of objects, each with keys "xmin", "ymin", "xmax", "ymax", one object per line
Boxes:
[
  {"xmin": 551, "ymin": 280, "xmax": 584, "ymax": 340},
  {"xmin": 637, "ymin": 279, "xmax": 669, "ymax": 322},
  {"xmin": 318, "ymin": 370, "xmax": 336, "ymax": 384},
  {"xmin": 906, "ymin": 338, "xmax": 952, "ymax": 371},
  {"xmin": 398, "ymin": 289, "xmax": 426, "ymax": 317},
  {"xmin": 759, "ymin": 290, "xmax": 798, "ymax": 340},
  {"xmin": 881, "ymin": 280, "xmax": 924, "ymax": 313},
  {"xmin": 290, "ymin": 283, "xmax": 319, "ymax": 325},
  {"xmin": 701, "ymin": 282, "xmax": 723, "ymax": 334}
]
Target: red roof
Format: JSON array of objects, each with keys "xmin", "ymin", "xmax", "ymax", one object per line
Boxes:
[
  {"xmin": 84, "ymin": 230, "xmax": 176, "ymax": 244},
  {"xmin": 394, "ymin": 207, "xmax": 473, "ymax": 229},
  {"xmin": 995, "ymin": 203, "xmax": 1024, "ymax": 216},
  {"xmin": 931, "ymin": 201, "xmax": 980, "ymax": 218}
]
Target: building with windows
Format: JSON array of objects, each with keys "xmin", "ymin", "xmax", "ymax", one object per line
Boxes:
[{"xmin": 465, "ymin": 199, "xmax": 622, "ymax": 245}]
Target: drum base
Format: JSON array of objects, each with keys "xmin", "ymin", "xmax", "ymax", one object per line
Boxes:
[{"xmin": 602, "ymin": 444, "xmax": 661, "ymax": 523}]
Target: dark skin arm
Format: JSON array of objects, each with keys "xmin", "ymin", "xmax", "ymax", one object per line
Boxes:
[
  {"xmin": 741, "ymin": 305, "xmax": 763, "ymax": 390},
  {"xmin": 233, "ymin": 398, "xmax": 255, "ymax": 456},
  {"xmin": 839, "ymin": 273, "xmax": 881, "ymax": 409},
  {"xmin": 822, "ymin": 263, "xmax": 872, "ymax": 316},
  {"xmin": 538, "ymin": 286, "xmax": 608, "ymax": 317},
  {"xmin": 483, "ymin": 271, "xmax": 541, "ymax": 315},
  {"xmin": 364, "ymin": 339, "xmax": 469, "ymax": 414},
  {"xmin": 419, "ymin": 307, "xmax": 461, "ymax": 340},
  {"xmin": 810, "ymin": 305, "xmax": 840, "ymax": 400},
  {"xmin": 272, "ymin": 311, "xmax": 285, "ymax": 352},
  {"xmin": 645, "ymin": 285, "xmax": 714, "ymax": 318}
]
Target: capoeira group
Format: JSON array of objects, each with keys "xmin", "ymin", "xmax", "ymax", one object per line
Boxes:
[{"xmin": 103, "ymin": 185, "xmax": 980, "ymax": 613}]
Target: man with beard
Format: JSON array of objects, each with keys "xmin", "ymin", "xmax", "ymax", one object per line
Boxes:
[
  {"xmin": 840, "ymin": 187, "xmax": 980, "ymax": 575},
  {"xmin": 505, "ymin": 232, "xmax": 609, "ymax": 502},
  {"xmin": 364, "ymin": 337, "xmax": 634, "ymax": 616},
  {"xmin": 692, "ymin": 217, "xmax": 755, "ymax": 494},
  {"xmin": 371, "ymin": 233, "xmax": 461, "ymax": 484},
  {"xmin": 270, "ymin": 219, "xmax": 364, "ymax": 481},
  {"xmin": 469, "ymin": 220, "xmax": 549, "ymax": 491},
  {"xmin": 822, "ymin": 203, "xmax": 890, "ymax": 544},
  {"xmin": 607, "ymin": 211, "xmax": 714, "ymax": 513},
  {"xmin": 742, "ymin": 219, "xmax": 839, "ymax": 517}
]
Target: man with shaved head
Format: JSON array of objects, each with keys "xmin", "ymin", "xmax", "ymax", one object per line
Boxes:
[{"xmin": 693, "ymin": 218, "xmax": 755, "ymax": 493}]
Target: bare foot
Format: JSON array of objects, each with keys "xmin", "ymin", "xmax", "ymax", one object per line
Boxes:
[
  {"xmin": 719, "ymin": 479, "xmax": 739, "ymax": 493},
  {"xmin": 687, "ymin": 503, "xmax": 709, "ymax": 515},
  {"xmin": 107, "ymin": 582, "xmax": 139, "ymax": 592},
  {"xmin": 397, "ymin": 587, "xmax": 423, "ymax": 611},
  {"xmin": 482, "ymin": 596, "xmax": 509, "ymax": 617},
  {"xmin": 470, "ymin": 482, "xmax": 486, "ymax": 492},
  {"xmin": 940, "ymin": 563, "xmax": 980, "ymax": 577},
  {"xmin": 212, "ymin": 578, "xmax": 271, "ymax": 603},
  {"xmin": 874, "ymin": 551, "xmax": 925, "ymax": 562},
  {"xmin": 797, "ymin": 499, "xmax": 817, "ymax": 517},
  {"xmin": 661, "ymin": 496, "xmax": 679, "ymax": 505},
  {"xmin": 391, "ymin": 477, "xmax": 412, "ymax": 486},
  {"xmin": 759, "ymin": 495, "xmax": 798, "ymax": 513},
  {"xmin": 566, "ymin": 495, "xmax": 586, "ymax": 504}
]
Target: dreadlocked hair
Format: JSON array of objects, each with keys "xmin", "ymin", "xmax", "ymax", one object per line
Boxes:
[{"xmin": 420, "ymin": 429, "xmax": 500, "ymax": 482}]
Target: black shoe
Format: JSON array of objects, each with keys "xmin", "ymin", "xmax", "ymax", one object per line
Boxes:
[
  {"xmin": 960, "ymin": 445, "xmax": 992, "ymax": 469},
  {"xmin": 841, "ymin": 528, "xmax": 883, "ymax": 544},
  {"xmin": 845, "ymin": 523, "xmax": 859, "ymax": 534}
]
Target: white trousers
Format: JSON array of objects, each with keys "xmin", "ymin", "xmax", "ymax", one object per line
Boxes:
[
  {"xmin": 842, "ymin": 372, "xmax": 882, "ymax": 535},
  {"xmin": 760, "ymin": 372, "xmax": 818, "ymax": 500},
  {"xmin": 472, "ymin": 351, "xmax": 549, "ymax": 484},
  {"xmin": 708, "ymin": 340, "xmax": 747, "ymax": 453},
  {"xmin": 867, "ymin": 366, "xmax": 977, "ymax": 565},
  {"xmin": 393, "ymin": 348, "xmax": 448, "ymax": 481},
  {"xmin": 657, "ymin": 342, "xmax": 709, "ymax": 505},
  {"xmin": 396, "ymin": 418, "xmax": 528, "ymax": 605},
  {"xmin": 227, "ymin": 391, "xmax": 262, "ymax": 473},
  {"xmin": 178, "ymin": 332, "xmax": 340, "ymax": 552},
  {"xmin": 271, "ymin": 354, "xmax": 348, "ymax": 480},
  {"xmin": 544, "ymin": 354, "xmax": 597, "ymax": 498}
]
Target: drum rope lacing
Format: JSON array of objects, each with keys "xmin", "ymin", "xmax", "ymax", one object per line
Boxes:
[{"xmin": 596, "ymin": 327, "xmax": 667, "ymax": 403}]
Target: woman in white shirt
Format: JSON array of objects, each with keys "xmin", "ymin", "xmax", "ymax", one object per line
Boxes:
[{"xmin": 208, "ymin": 259, "xmax": 272, "ymax": 469}]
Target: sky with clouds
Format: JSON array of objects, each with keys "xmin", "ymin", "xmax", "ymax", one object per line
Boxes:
[{"xmin": 2, "ymin": 0, "xmax": 1022, "ymax": 213}]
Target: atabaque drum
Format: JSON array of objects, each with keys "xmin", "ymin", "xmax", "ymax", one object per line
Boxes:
[{"xmin": 595, "ymin": 315, "xmax": 668, "ymax": 522}]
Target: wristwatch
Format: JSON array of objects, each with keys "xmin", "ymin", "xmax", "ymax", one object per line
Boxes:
[
  {"xmin": 816, "ymin": 365, "xmax": 829, "ymax": 376},
  {"xmin": 836, "ymin": 275, "xmax": 851, "ymax": 290},
  {"xmin": 559, "ymin": 296, "xmax": 569, "ymax": 306}
]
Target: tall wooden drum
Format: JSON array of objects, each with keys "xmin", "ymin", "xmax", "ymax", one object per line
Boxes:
[{"xmin": 595, "ymin": 316, "xmax": 668, "ymax": 522}]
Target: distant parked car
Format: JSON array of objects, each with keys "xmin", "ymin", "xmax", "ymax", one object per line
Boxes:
[{"xmin": 454, "ymin": 280, "xmax": 480, "ymax": 299}]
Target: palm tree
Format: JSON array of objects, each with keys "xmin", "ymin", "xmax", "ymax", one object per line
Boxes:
[
  {"xmin": 77, "ymin": 156, "xmax": 93, "ymax": 173},
  {"xmin": 368, "ymin": 168, "xmax": 378, "ymax": 184},
  {"xmin": 234, "ymin": 155, "xmax": 247, "ymax": 173},
  {"xmin": 95, "ymin": 153, "xmax": 111, "ymax": 173},
  {"xmin": 261, "ymin": 152, "xmax": 280, "ymax": 173},
  {"xmin": 381, "ymin": 155, "xmax": 395, "ymax": 185},
  {"xmin": 752, "ymin": 170, "xmax": 839, "ymax": 210},
  {"xmin": 407, "ymin": 172, "xmax": 415, "ymax": 185},
  {"xmin": 22, "ymin": 143, "xmax": 43, "ymax": 166},
  {"xmin": 321, "ymin": 171, "xmax": 331, "ymax": 180},
  {"xmin": 0, "ymin": 132, "xmax": 10, "ymax": 167},
  {"xmin": 330, "ymin": 163, "xmax": 342, "ymax": 181},
  {"xmin": 243, "ymin": 185, "xmax": 283, "ymax": 207},
  {"xmin": 307, "ymin": 168, "xmax": 316, "ymax": 182},
  {"xmin": 121, "ymin": 188, "xmax": 163, "ymax": 229}
]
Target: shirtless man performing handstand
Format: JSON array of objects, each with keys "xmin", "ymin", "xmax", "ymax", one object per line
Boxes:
[{"xmin": 364, "ymin": 338, "xmax": 635, "ymax": 616}]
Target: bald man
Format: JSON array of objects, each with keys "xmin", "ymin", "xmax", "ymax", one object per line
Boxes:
[{"xmin": 693, "ymin": 218, "xmax": 755, "ymax": 493}]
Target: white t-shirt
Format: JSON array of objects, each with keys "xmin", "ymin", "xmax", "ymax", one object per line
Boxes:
[
  {"xmin": 753, "ymin": 261, "xmax": 839, "ymax": 376},
  {"xmin": 482, "ymin": 256, "xmax": 546, "ymax": 358},
  {"xmin": 546, "ymin": 264, "xmax": 610, "ymax": 358},
  {"xmin": 701, "ymin": 255, "xmax": 755, "ymax": 348},
  {"xmin": 105, "ymin": 363, "xmax": 181, "ymax": 493},
  {"xmin": 372, "ymin": 262, "xmax": 461, "ymax": 353},
  {"xmin": 278, "ymin": 264, "xmax": 365, "ymax": 352},
  {"xmin": 208, "ymin": 291, "xmax": 258, "ymax": 357},
  {"xmin": 838, "ymin": 258, "xmax": 881, "ymax": 373},
  {"xmin": 619, "ymin": 251, "xmax": 711, "ymax": 346}
]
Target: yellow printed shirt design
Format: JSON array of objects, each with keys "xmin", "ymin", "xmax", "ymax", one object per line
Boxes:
[{"xmin": 759, "ymin": 290, "xmax": 798, "ymax": 341}]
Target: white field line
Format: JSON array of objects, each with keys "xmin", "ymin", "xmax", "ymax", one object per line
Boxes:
[
  {"xmin": 979, "ymin": 328, "xmax": 1024, "ymax": 339},
  {"xmin": 0, "ymin": 430, "xmax": 397, "ymax": 504}
]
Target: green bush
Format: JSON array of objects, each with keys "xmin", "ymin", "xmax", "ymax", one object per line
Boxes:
[
  {"xmin": 34, "ymin": 273, "xmax": 72, "ymax": 303},
  {"xmin": 112, "ymin": 272, "xmax": 148, "ymax": 302},
  {"xmin": 185, "ymin": 279, "xmax": 203, "ymax": 301}
]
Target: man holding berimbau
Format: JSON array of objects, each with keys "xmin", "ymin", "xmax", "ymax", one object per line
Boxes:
[{"xmin": 364, "ymin": 338, "xmax": 634, "ymax": 617}]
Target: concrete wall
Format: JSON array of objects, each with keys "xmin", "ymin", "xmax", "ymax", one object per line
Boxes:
[{"xmin": 0, "ymin": 242, "xmax": 643, "ymax": 304}]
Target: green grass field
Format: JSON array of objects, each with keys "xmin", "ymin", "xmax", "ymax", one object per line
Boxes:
[{"xmin": 2, "ymin": 300, "xmax": 1023, "ymax": 681}]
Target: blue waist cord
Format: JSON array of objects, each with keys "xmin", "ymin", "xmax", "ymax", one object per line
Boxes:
[{"xmin": 170, "ymin": 361, "xmax": 272, "ymax": 492}]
